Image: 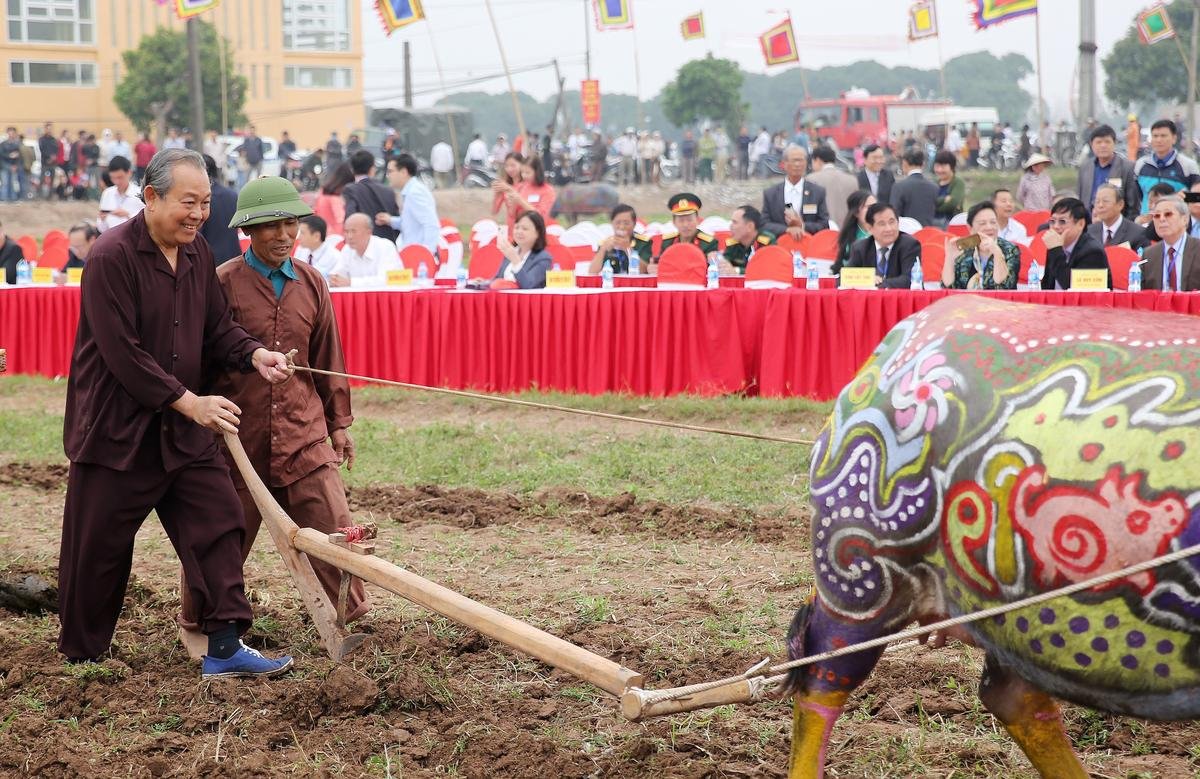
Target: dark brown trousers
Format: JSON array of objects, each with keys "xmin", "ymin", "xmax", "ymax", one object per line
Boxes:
[
  {"xmin": 58, "ymin": 438, "xmax": 252, "ymax": 660},
  {"xmin": 179, "ymin": 462, "xmax": 369, "ymax": 629}
]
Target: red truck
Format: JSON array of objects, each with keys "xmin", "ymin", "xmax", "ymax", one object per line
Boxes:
[{"xmin": 795, "ymin": 88, "xmax": 957, "ymax": 150}]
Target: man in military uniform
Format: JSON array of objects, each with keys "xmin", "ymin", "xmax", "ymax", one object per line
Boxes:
[
  {"xmin": 722, "ymin": 204, "xmax": 776, "ymax": 274},
  {"xmin": 652, "ymin": 192, "xmax": 720, "ymax": 272},
  {"xmin": 589, "ymin": 203, "xmax": 653, "ymax": 273}
]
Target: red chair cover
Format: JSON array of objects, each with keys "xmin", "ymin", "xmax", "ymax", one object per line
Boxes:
[
  {"xmin": 1105, "ymin": 245, "xmax": 1139, "ymax": 291},
  {"xmin": 1028, "ymin": 231, "xmax": 1048, "ymax": 263},
  {"xmin": 42, "ymin": 229, "xmax": 68, "ymax": 249},
  {"xmin": 775, "ymin": 232, "xmax": 806, "ymax": 255},
  {"xmin": 469, "ymin": 243, "xmax": 504, "ymax": 279},
  {"xmin": 745, "ymin": 245, "xmax": 793, "ymax": 284},
  {"xmin": 914, "ymin": 226, "xmax": 948, "ymax": 245},
  {"xmin": 16, "ymin": 235, "xmax": 38, "ymax": 262},
  {"xmin": 946, "ymin": 224, "xmax": 970, "ymax": 238},
  {"xmin": 713, "ymin": 230, "xmax": 732, "ymax": 250},
  {"xmin": 399, "ymin": 243, "xmax": 438, "ymax": 274},
  {"xmin": 804, "ymin": 229, "xmax": 840, "ymax": 260},
  {"xmin": 548, "ymin": 244, "xmax": 574, "ymax": 270},
  {"xmin": 40, "ymin": 243, "xmax": 68, "ymax": 269},
  {"xmin": 920, "ymin": 242, "xmax": 945, "ymax": 282},
  {"xmin": 1017, "ymin": 242, "xmax": 1035, "ymax": 284},
  {"xmin": 1012, "ymin": 210, "xmax": 1050, "ymax": 235},
  {"xmin": 656, "ymin": 243, "xmax": 707, "ymax": 286}
]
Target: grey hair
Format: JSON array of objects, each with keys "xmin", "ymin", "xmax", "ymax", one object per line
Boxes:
[
  {"xmin": 784, "ymin": 144, "xmax": 807, "ymax": 158},
  {"xmin": 1094, "ymin": 183, "xmax": 1122, "ymax": 202},
  {"xmin": 1159, "ymin": 196, "xmax": 1189, "ymax": 217},
  {"xmin": 140, "ymin": 148, "xmax": 206, "ymax": 202}
]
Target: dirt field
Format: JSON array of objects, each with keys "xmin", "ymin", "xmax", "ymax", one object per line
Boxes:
[{"xmin": 2, "ymin": 381, "xmax": 1199, "ymax": 778}]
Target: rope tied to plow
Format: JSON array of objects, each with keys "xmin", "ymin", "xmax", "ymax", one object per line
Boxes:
[
  {"xmin": 281, "ymin": 350, "xmax": 815, "ymax": 447},
  {"xmin": 632, "ymin": 538, "xmax": 1200, "ymax": 708},
  {"xmin": 336, "ymin": 523, "xmax": 378, "ymax": 544}
]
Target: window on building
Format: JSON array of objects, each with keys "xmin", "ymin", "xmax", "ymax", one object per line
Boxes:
[
  {"xmin": 284, "ymin": 65, "xmax": 352, "ymax": 89},
  {"xmin": 10, "ymin": 60, "xmax": 97, "ymax": 86},
  {"xmin": 251, "ymin": 63, "xmax": 258, "ymax": 99},
  {"xmin": 264, "ymin": 63, "xmax": 271, "ymax": 98},
  {"xmin": 8, "ymin": 0, "xmax": 95, "ymax": 45},
  {"xmin": 282, "ymin": 0, "xmax": 350, "ymax": 51}
]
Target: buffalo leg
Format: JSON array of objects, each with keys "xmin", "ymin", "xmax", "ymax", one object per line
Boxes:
[
  {"xmin": 785, "ymin": 600, "xmax": 886, "ymax": 779},
  {"xmin": 978, "ymin": 653, "xmax": 1087, "ymax": 779}
]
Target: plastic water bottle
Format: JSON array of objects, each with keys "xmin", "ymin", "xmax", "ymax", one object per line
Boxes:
[
  {"xmin": 628, "ymin": 249, "xmax": 640, "ymax": 275},
  {"xmin": 1128, "ymin": 262, "xmax": 1142, "ymax": 293},
  {"xmin": 417, "ymin": 261, "xmax": 429, "ymax": 285},
  {"xmin": 707, "ymin": 258, "xmax": 720, "ymax": 289},
  {"xmin": 910, "ymin": 259, "xmax": 924, "ymax": 290},
  {"xmin": 455, "ymin": 265, "xmax": 467, "ymax": 289},
  {"xmin": 792, "ymin": 251, "xmax": 804, "ymax": 278},
  {"xmin": 1028, "ymin": 260, "xmax": 1042, "ymax": 290},
  {"xmin": 15, "ymin": 258, "xmax": 31, "ymax": 285},
  {"xmin": 601, "ymin": 260, "xmax": 614, "ymax": 289},
  {"xmin": 806, "ymin": 260, "xmax": 820, "ymax": 290}
]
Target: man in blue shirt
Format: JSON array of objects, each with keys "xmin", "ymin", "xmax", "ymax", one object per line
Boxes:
[
  {"xmin": 380, "ymin": 153, "xmax": 441, "ymax": 256},
  {"xmin": 1133, "ymin": 119, "xmax": 1200, "ymax": 212}
]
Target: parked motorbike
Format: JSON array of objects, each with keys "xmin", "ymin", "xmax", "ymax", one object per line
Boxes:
[{"xmin": 464, "ymin": 163, "xmax": 496, "ymax": 189}]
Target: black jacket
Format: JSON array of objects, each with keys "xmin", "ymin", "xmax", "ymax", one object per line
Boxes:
[
  {"xmin": 0, "ymin": 237, "xmax": 25, "ymax": 284},
  {"xmin": 201, "ymin": 182, "xmax": 241, "ymax": 264},
  {"xmin": 1041, "ymin": 229, "xmax": 1111, "ymax": 290},
  {"xmin": 857, "ymin": 168, "xmax": 895, "ymax": 204},
  {"xmin": 762, "ymin": 178, "xmax": 829, "ymax": 236},
  {"xmin": 843, "ymin": 232, "xmax": 921, "ymax": 288},
  {"xmin": 890, "ymin": 171, "xmax": 938, "ymax": 227},
  {"xmin": 1086, "ymin": 217, "xmax": 1151, "ymax": 253},
  {"xmin": 342, "ymin": 178, "xmax": 400, "ymax": 242}
]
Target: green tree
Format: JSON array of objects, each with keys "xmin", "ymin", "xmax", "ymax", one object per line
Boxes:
[
  {"xmin": 114, "ymin": 21, "xmax": 246, "ymax": 138},
  {"xmin": 1103, "ymin": 0, "xmax": 1195, "ymax": 109},
  {"xmin": 660, "ymin": 56, "xmax": 746, "ymax": 130}
]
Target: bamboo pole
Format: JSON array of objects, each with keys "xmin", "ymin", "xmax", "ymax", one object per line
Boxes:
[
  {"xmin": 294, "ymin": 527, "xmax": 643, "ymax": 697},
  {"xmin": 485, "ymin": 0, "xmax": 526, "ymax": 140}
]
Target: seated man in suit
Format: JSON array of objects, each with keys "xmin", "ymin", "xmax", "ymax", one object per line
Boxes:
[
  {"xmin": 842, "ymin": 202, "xmax": 921, "ymax": 288},
  {"xmin": 762, "ymin": 145, "xmax": 828, "ymax": 240},
  {"xmin": 1041, "ymin": 197, "xmax": 1111, "ymax": 290},
  {"xmin": 1086, "ymin": 183, "xmax": 1150, "ymax": 252},
  {"xmin": 1141, "ymin": 197, "xmax": 1200, "ymax": 291},
  {"xmin": 889, "ymin": 148, "xmax": 937, "ymax": 227},
  {"xmin": 857, "ymin": 144, "xmax": 894, "ymax": 203},
  {"xmin": 652, "ymin": 192, "xmax": 719, "ymax": 273},
  {"xmin": 722, "ymin": 204, "xmax": 775, "ymax": 274}
]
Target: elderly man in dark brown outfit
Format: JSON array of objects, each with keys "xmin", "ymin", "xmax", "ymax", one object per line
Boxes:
[
  {"xmin": 59, "ymin": 148, "xmax": 296, "ymax": 679},
  {"xmin": 178, "ymin": 177, "xmax": 368, "ymax": 646}
]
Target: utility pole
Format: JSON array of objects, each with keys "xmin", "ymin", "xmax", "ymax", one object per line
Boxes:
[
  {"xmin": 584, "ymin": 0, "xmax": 592, "ymax": 79},
  {"xmin": 1190, "ymin": 1, "xmax": 1200, "ymax": 148},
  {"xmin": 186, "ymin": 18, "xmax": 204, "ymax": 142},
  {"xmin": 403, "ymin": 41, "xmax": 413, "ymax": 108},
  {"xmin": 1077, "ymin": 0, "xmax": 1097, "ymax": 125},
  {"xmin": 485, "ymin": 0, "xmax": 526, "ymax": 139}
]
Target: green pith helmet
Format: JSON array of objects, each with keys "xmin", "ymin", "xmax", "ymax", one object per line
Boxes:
[{"xmin": 228, "ymin": 176, "xmax": 313, "ymax": 229}]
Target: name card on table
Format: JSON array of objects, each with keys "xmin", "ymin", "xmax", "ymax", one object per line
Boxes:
[
  {"xmin": 386, "ymin": 269, "xmax": 414, "ymax": 287},
  {"xmin": 1070, "ymin": 269, "xmax": 1108, "ymax": 290},
  {"xmin": 31, "ymin": 267, "xmax": 54, "ymax": 284},
  {"xmin": 546, "ymin": 270, "xmax": 575, "ymax": 288},
  {"xmin": 67, "ymin": 267, "xmax": 83, "ymax": 285},
  {"xmin": 839, "ymin": 267, "xmax": 876, "ymax": 290}
]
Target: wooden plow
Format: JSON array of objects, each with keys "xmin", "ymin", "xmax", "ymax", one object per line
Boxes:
[{"xmin": 223, "ymin": 430, "xmax": 776, "ymax": 719}]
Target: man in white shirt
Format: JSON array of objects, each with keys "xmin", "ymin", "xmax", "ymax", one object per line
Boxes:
[
  {"xmin": 328, "ymin": 213, "xmax": 401, "ymax": 287},
  {"xmin": 109, "ymin": 131, "xmax": 131, "ymax": 163},
  {"xmin": 463, "ymin": 134, "xmax": 488, "ymax": 169},
  {"xmin": 97, "ymin": 129, "xmax": 115, "ymax": 169},
  {"xmin": 992, "ymin": 188, "xmax": 1030, "ymax": 246},
  {"xmin": 295, "ymin": 214, "xmax": 344, "ymax": 280},
  {"xmin": 380, "ymin": 154, "xmax": 441, "ymax": 255},
  {"xmin": 97, "ymin": 156, "xmax": 144, "ymax": 232},
  {"xmin": 750, "ymin": 127, "xmax": 771, "ymax": 177},
  {"xmin": 944, "ymin": 126, "xmax": 964, "ymax": 155},
  {"xmin": 162, "ymin": 128, "xmax": 186, "ymax": 150},
  {"xmin": 429, "ymin": 140, "xmax": 454, "ymax": 189},
  {"xmin": 490, "ymin": 134, "xmax": 510, "ymax": 167}
]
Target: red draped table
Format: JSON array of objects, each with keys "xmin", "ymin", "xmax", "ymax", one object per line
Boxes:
[{"xmin": 4, "ymin": 286, "xmax": 1200, "ymax": 399}]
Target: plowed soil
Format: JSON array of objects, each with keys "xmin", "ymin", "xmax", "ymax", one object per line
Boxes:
[{"xmin": 3, "ymin": 384, "xmax": 1200, "ymax": 777}]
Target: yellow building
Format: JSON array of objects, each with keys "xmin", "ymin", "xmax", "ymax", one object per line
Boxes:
[{"xmin": 3, "ymin": 0, "xmax": 365, "ymax": 149}]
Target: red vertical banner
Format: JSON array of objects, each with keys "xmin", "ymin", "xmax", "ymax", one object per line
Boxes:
[{"xmin": 581, "ymin": 80, "xmax": 602, "ymax": 126}]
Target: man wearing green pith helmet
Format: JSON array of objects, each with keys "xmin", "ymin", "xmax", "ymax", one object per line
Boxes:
[{"xmin": 178, "ymin": 176, "xmax": 368, "ymax": 655}]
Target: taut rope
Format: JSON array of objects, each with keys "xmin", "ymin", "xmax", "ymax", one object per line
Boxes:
[{"xmin": 283, "ymin": 352, "xmax": 816, "ymax": 447}]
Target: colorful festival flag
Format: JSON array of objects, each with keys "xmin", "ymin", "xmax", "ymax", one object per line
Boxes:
[
  {"xmin": 908, "ymin": 1, "xmax": 938, "ymax": 41},
  {"xmin": 759, "ymin": 17, "xmax": 799, "ymax": 67},
  {"xmin": 681, "ymin": 12, "xmax": 705, "ymax": 41},
  {"xmin": 970, "ymin": 0, "xmax": 1037, "ymax": 30},
  {"xmin": 174, "ymin": 0, "xmax": 220, "ymax": 18},
  {"xmin": 375, "ymin": 0, "xmax": 425, "ymax": 35},
  {"xmin": 593, "ymin": 0, "xmax": 634, "ymax": 31},
  {"xmin": 1137, "ymin": 3, "xmax": 1176, "ymax": 45}
]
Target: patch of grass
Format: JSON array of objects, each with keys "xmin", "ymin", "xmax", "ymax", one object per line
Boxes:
[
  {"xmin": 574, "ymin": 594, "xmax": 612, "ymax": 624},
  {"xmin": 66, "ymin": 662, "xmax": 125, "ymax": 683},
  {"xmin": 0, "ymin": 409, "xmax": 63, "ymax": 462}
]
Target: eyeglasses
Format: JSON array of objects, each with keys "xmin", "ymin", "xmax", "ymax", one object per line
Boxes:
[{"xmin": 1047, "ymin": 218, "xmax": 1073, "ymax": 227}]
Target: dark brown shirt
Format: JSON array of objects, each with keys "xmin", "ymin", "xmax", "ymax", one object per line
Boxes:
[
  {"xmin": 210, "ymin": 257, "xmax": 353, "ymax": 488},
  {"xmin": 63, "ymin": 212, "xmax": 263, "ymax": 471}
]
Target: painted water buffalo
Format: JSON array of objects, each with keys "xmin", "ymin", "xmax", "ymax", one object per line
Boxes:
[{"xmin": 785, "ymin": 296, "xmax": 1200, "ymax": 778}]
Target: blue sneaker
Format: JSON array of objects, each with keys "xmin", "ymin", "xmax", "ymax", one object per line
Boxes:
[{"xmin": 201, "ymin": 642, "xmax": 294, "ymax": 679}]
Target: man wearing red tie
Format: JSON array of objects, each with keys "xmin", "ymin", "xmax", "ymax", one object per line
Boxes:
[{"xmin": 1141, "ymin": 197, "xmax": 1200, "ymax": 291}]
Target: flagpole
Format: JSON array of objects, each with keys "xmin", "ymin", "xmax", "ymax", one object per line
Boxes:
[
  {"xmin": 484, "ymin": 0, "xmax": 526, "ymax": 141},
  {"xmin": 790, "ymin": 14, "xmax": 810, "ymax": 101},
  {"xmin": 632, "ymin": 25, "xmax": 644, "ymax": 130},
  {"xmin": 423, "ymin": 17, "xmax": 461, "ymax": 182},
  {"xmin": 1034, "ymin": 8, "xmax": 1045, "ymax": 148},
  {"xmin": 933, "ymin": 0, "xmax": 948, "ymax": 133}
]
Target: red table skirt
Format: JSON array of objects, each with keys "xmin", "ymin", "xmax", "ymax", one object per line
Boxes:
[{"xmin": 5, "ymin": 287, "xmax": 1200, "ymax": 399}]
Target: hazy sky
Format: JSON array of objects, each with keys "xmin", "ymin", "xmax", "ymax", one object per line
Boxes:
[{"xmin": 362, "ymin": 0, "xmax": 1154, "ymax": 120}]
